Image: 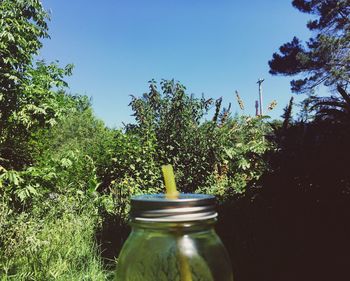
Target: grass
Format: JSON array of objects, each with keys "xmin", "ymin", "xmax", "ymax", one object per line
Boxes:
[{"xmin": 0, "ymin": 196, "xmax": 112, "ymax": 281}]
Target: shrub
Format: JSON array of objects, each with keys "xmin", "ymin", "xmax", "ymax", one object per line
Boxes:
[{"xmin": 127, "ymin": 79, "xmax": 273, "ymax": 196}]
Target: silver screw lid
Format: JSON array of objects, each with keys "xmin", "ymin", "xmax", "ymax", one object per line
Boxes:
[{"xmin": 130, "ymin": 193, "xmax": 217, "ymax": 222}]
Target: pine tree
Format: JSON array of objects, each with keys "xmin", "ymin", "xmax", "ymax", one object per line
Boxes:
[{"xmin": 269, "ymin": 0, "xmax": 350, "ymax": 94}]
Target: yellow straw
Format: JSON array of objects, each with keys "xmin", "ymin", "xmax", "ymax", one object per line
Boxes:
[
  {"xmin": 162, "ymin": 164, "xmax": 179, "ymax": 199},
  {"xmin": 178, "ymin": 249, "xmax": 193, "ymax": 281},
  {"xmin": 161, "ymin": 164, "xmax": 192, "ymax": 281}
]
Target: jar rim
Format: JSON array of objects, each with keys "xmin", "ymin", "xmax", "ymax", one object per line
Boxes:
[{"xmin": 130, "ymin": 193, "xmax": 217, "ymax": 223}]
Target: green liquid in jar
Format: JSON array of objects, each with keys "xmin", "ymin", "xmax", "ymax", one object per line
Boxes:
[{"xmin": 115, "ymin": 194, "xmax": 234, "ymax": 281}]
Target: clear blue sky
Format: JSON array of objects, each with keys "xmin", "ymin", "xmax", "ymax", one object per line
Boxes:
[{"xmin": 39, "ymin": 0, "xmax": 312, "ymax": 128}]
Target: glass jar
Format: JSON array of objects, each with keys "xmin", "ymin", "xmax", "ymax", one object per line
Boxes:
[{"xmin": 115, "ymin": 194, "xmax": 233, "ymax": 281}]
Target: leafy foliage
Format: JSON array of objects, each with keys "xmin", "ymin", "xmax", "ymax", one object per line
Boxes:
[
  {"xmin": 0, "ymin": 2, "xmax": 112, "ymax": 279},
  {"xmin": 0, "ymin": 0, "xmax": 49, "ymax": 94},
  {"xmin": 0, "ymin": 0, "xmax": 49, "ymax": 162},
  {"xmin": 0, "ymin": 0, "xmax": 81, "ymax": 171},
  {"xmin": 128, "ymin": 79, "xmax": 215, "ymax": 192},
  {"xmin": 127, "ymin": 79, "xmax": 272, "ymax": 195},
  {"xmin": 304, "ymin": 84, "xmax": 350, "ymax": 122}
]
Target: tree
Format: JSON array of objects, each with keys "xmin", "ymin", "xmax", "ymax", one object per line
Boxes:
[
  {"xmin": 128, "ymin": 79, "xmax": 216, "ymax": 192},
  {"xmin": 0, "ymin": 0, "xmax": 49, "ymax": 124},
  {"xmin": 269, "ymin": 0, "xmax": 350, "ymax": 94},
  {"xmin": 127, "ymin": 79, "xmax": 272, "ymax": 194},
  {"xmin": 0, "ymin": 0, "xmax": 78, "ymax": 169}
]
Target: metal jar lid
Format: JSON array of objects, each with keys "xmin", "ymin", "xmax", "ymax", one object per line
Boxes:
[{"xmin": 130, "ymin": 193, "xmax": 217, "ymax": 222}]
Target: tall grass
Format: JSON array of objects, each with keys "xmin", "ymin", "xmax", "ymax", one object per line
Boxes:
[{"xmin": 0, "ymin": 196, "xmax": 111, "ymax": 281}]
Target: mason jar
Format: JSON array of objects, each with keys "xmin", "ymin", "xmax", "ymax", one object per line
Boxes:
[{"xmin": 115, "ymin": 194, "xmax": 233, "ymax": 281}]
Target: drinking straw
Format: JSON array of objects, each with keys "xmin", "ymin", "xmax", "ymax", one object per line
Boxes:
[
  {"xmin": 162, "ymin": 165, "xmax": 193, "ymax": 281},
  {"xmin": 161, "ymin": 165, "xmax": 179, "ymax": 199}
]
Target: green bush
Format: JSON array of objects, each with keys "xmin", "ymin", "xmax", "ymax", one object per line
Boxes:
[
  {"xmin": 0, "ymin": 105, "xmax": 114, "ymax": 280},
  {"xmin": 126, "ymin": 79, "xmax": 272, "ymax": 196}
]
